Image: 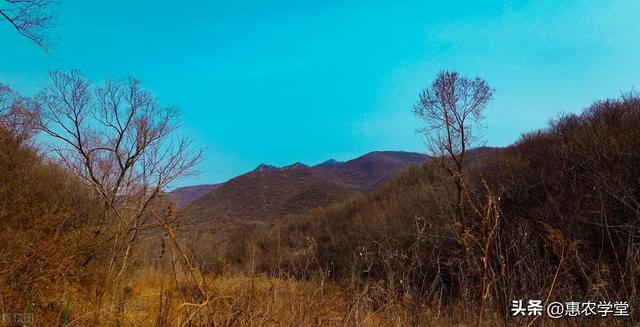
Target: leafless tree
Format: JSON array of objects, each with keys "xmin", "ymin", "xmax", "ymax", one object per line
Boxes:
[
  {"xmin": 34, "ymin": 70, "xmax": 203, "ymax": 319},
  {"xmin": 0, "ymin": 0, "xmax": 57, "ymax": 49},
  {"xmin": 0, "ymin": 83, "xmax": 37, "ymax": 141},
  {"xmin": 0, "ymin": 84, "xmax": 14, "ymax": 118},
  {"xmin": 413, "ymin": 70, "xmax": 493, "ymax": 223}
]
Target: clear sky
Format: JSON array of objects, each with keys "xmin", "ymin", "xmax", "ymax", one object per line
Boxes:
[{"xmin": 1, "ymin": 0, "xmax": 639, "ymax": 188}]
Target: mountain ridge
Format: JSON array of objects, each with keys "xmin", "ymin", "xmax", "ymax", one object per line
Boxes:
[{"xmin": 185, "ymin": 150, "xmax": 429, "ymax": 224}]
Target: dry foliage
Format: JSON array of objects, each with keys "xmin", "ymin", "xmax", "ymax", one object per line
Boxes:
[
  {"xmin": 232, "ymin": 94, "xmax": 640, "ymax": 325},
  {"xmin": 1, "ymin": 74, "xmax": 639, "ymax": 326}
]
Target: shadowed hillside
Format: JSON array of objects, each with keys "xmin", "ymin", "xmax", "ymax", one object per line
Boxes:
[{"xmin": 169, "ymin": 184, "xmax": 221, "ymax": 208}]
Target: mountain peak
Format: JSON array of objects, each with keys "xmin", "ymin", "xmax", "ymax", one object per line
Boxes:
[
  {"xmin": 253, "ymin": 163, "xmax": 279, "ymax": 172},
  {"xmin": 283, "ymin": 162, "xmax": 307, "ymax": 170},
  {"xmin": 316, "ymin": 159, "xmax": 340, "ymax": 167}
]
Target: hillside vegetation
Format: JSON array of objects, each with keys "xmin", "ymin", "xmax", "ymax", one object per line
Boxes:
[
  {"xmin": 1, "ymin": 84, "xmax": 639, "ymax": 325},
  {"xmin": 0, "ymin": 127, "xmax": 107, "ymax": 323},
  {"xmin": 227, "ymin": 95, "xmax": 640, "ymax": 324}
]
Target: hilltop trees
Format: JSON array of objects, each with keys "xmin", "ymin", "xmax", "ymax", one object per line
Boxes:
[{"xmin": 0, "ymin": 83, "xmax": 36, "ymax": 140}]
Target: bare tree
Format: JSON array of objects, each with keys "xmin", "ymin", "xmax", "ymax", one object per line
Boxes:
[
  {"xmin": 413, "ymin": 70, "xmax": 493, "ymax": 222},
  {"xmin": 0, "ymin": 83, "xmax": 37, "ymax": 141},
  {"xmin": 0, "ymin": 0, "xmax": 56, "ymax": 49},
  {"xmin": 34, "ymin": 70, "xmax": 203, "ymax": 319},
  {"xmin": 0, "ymin": 84, "xmax": 15, "ymax": 119}
]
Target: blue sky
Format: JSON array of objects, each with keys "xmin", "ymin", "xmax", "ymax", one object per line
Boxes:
[{"xmin": 1, "ymin": 0, "xmax": 639, "ymax": 187}]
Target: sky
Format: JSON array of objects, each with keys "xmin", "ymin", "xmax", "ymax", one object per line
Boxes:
[{"xmin": 1, "ymin": 0, "xmax": 639, "ymax": 188}]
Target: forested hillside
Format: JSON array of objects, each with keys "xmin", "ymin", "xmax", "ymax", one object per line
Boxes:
[
  {"xmin": 3, "ymin": 0, "xmax": 638, "ymax": 324},
  {"xmin": 2, "ymin": 83, "xmax": 639, "ymax": 325},
  {"xmin": 228, "ymin": 95, "xmax": 640, "ymax": 324}
]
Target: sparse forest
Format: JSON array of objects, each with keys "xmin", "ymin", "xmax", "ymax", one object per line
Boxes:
[
  {"xmin": 227, "ymin": 82, "xmax": 640, "ymax": 326},
  {"xmin": 1, "ymin": 68, "xmax": 639, "ymax": 325},
  {"xmin": 1, "ymin": 2, "xmax": 639, "ymax": 325}
]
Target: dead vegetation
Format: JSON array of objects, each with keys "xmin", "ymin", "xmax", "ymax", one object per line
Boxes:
[
  {"xmin": 230, "ymin": 94, "xmax": 640, "ymax": 325},
  {"xmin": 0, "ymin": 75, "xmax": 639, "ymax": 325}
]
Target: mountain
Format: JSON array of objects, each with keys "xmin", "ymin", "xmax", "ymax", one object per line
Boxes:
[
  {"xmin": 169, "ymin": 184, "xmax": 221, "ymax": 209},
  {"xmin": 316, "ymin": 159, "xmax": 340, "ymax": 167},
  {"xmin": 283, "ymin": 162, "xmax": 308, "ymax": 170},
  {"xmin": 253, "ymin": 164, "xmax": 279, "ymax": 172},
  {"xmin": 316, "ymin": 151, "xmax": 428, "ymax": 191},
  {"xmin": 186, "ymin": 151, "xmax": 428, "ymax": 224}
]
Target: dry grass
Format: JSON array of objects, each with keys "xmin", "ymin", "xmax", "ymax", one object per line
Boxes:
[{"xmin": 42, "ymin": 270, "xmax": 501, "ymax": 326}]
